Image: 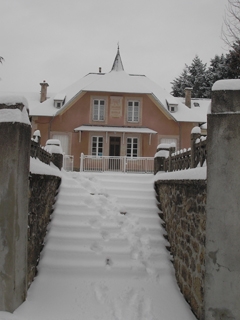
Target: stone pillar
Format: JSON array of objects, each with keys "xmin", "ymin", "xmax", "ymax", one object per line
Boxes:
[
  {"xmin": 0, "ymin": 100, "xmax": 31, "ymax": 312},
  {"xmin": 168, "ymin": 146, "xmax": 176, "ymax": 172},
  {"xmin": 154, "ymin": 144, "xmax": 170, "ymax": 174},
  {"xmin": 205, "ymin": 80, "xmax": 240, "ymax": 320},
  {"xmin": 190, "ymin": 127, "xmax": 201, "ymax": 169}
]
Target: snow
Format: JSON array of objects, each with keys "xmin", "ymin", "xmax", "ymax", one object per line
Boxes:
[
  {"xmin": 212, "ymin": 79, "xmax": 240, "ymax": 91},
  {"xmin": 33, "ymin": 130, "xmax": 41, "ymax": 137},
  {"xmin": 154, "ymin": 150, "xmax": 169, "ymax": 158},
  {"xmin": 0, "ymin": 95, "xmax": 29, "ymax": 109},
  {"xmin": 74, "ymin": 125, "xmax": 157, "ymax": 134},
  {"xmin": 82, "ymin": 70, "xmax": 152, "ymax": 95},
  {"xmin": 157, "ymin": 143, "xmax": 170, "ymax": 149},
  {"xmin": 54, "ymin": 93, "xmax": 66, "ymax": 101},
  {"xmin": 201, "ymin": 122, "xmax": 207, "ymax": 130},
  {"xmin": 191, "ymin": 126, "xmax": 201, "ymax": 134},
  {"xmin": 0, "ymin": 95, "xmax": 30, "ymax": 125},
  {"xmin": 27, "ymin": 69, "xmax": 209, "ymax": 123},
  {"xmin": 0, "ymin": 107, "xmax": 30, "ymax": 125},
  {"xmin": 30, "ymin": 157, "xmax": 62, "ymax": 177},
  {"xmin": 0, "ymin": 171, "xmax": 196, "ymax": 320},
  {"xmin": 155, "ymin": 166, "xmax": 207, "ymax": 181}
]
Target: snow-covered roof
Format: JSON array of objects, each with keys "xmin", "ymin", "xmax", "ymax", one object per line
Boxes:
[
  {"xmin": 0, "ymin": 49, "xmax": 210, "ymax": 124},
  {"xmin": 54, "ymin": 93, "xmax": 66, "ymax": 101},
  {"xmin": 74, "ymin": 125, "xmax": 157, "ymax": 134},
  {"xmin": 174, "ymin": 97, "xmax": 210, "ymax": 123}
]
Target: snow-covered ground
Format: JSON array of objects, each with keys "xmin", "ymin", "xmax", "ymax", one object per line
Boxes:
[{"xmin": 0, "ymin": 170, "xmax": 196, "ymax": 320}]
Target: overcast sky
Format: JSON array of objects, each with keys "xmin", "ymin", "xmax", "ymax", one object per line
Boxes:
[{"xmin": 0, "ymin": 0, "xmax": 229, "ymax": 95}]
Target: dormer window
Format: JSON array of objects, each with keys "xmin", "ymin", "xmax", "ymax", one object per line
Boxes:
[
  {"xmin": 55, "ymin": 101, "xmax": 62, "ymax": 109},
  {"xmin": 170, "ymin": 105, "xmax": 176, "ymax": 112},
  {"xmin": 54, "ymin": 94, "xmax": 66, "ymax": 109},
  {"xmin": 166, "ymin": 99, "xmax": 178, "ymax": 113}
]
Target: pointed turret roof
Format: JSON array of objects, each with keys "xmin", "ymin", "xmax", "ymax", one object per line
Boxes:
[{"xmin": 111, "ymin": 46, "xmax": 124, "ymax": 71}]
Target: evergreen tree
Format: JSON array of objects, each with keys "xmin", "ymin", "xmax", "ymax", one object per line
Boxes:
[
  {"xmin": 171, "ymin": 56, "xmax": 211, "ymax": 98},
  {"xmin": 171, "ymin": 67, "xmax": 191, "ymax": 97},
  {"xmin": 208, "ymin": 54, "xmax": 229, "ymax": 89},
  {"xmin": 226, "ymin": 40, "xmax": 240, "ymax": 78}
]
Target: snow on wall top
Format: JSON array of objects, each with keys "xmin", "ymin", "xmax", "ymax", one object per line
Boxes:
[
  {"xmin": 212, "ymin": 79, "xmax": 240, "ymax": 91},
  {"xmin": 155, "ymin": 166, "xmax": 207, "ymax": 181},
  {"xmin": 0, "ymin": 95, "xmax": 29, "ymax": 108},
  {"xmin": 0, "ymin": 95, "xmax": 30, "ymax": 125},
  {"xmin": 191, "ymin": 126, "xmax": 201, "ymax": 134}
]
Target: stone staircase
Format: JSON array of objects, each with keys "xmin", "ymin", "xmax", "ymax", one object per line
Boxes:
[{"xmin": 38, "ymin": 172, "xmax": 169, "ymax": 278}]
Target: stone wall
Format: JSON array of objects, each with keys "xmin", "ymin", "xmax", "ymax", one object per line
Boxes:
[
  {"xmin": 155, "ymin": 179, "xmax": 207, "ymax": 320},
  {"xmin": 28, "ymin": 173, "xmax": 61, "ymax": 286}
]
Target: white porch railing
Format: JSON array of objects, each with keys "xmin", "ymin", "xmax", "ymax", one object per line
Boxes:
[
  {"xmin": 80, "ymin": 153, "xmax": 154, "ymax": 173},
  {"xmin": 63, "ymin": 155, "xmax": 74, "ymax": 171}
]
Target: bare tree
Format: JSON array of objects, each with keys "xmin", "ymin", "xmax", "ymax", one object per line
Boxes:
[{"xmin": 222, "ymin": 0, "xmax": 240, "ymax": 47}]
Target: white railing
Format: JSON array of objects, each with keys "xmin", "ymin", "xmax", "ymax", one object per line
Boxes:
[
  {"xmin": 80, "ymin": 153, "xmax": 154, "ymax": 173},
  {"xmin": 63, "ymin": 155, "xmax": 74, "ymax": 171}
]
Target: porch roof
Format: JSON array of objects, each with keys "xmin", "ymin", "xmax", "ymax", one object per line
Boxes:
[{"xmin": 74, "ymin": 125, "xmax": 157, "ymax": 134}]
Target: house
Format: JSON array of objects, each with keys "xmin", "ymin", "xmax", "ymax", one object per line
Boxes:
[{"xmin": 1, "ymin": 48, "xmax": 210, "ymax": 170}]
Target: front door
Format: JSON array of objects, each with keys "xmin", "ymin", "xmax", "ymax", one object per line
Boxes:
[{"xmin": 109, "ymin": 137, "xmax": 121, "ymax": 170}]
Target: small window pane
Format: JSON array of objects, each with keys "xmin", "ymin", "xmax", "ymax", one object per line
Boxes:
[
  {"xmin": 127, "ymin": 101, "xmax": 139, "ymax": 122},
  {"xmin": 126, "ymin": 137, "xmax": 138, "ymax": 157},
  {"xmin": 92, "ymin": 136, "xmax": 103, "ymax": 156},
  {"xmin": 93, "ymin": 99, "xmax": 105, "ymax": 121}
]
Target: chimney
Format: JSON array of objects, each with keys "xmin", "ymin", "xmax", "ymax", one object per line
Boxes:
[
  {"xmin": 40, "ymin": 80, "xmax": 49, "ymax": 103},
  {"xmin": 99, "ymin": 67, "xmax": 102, "ymax": 73},
  {"xmin": 185, "ymin": 87, "xmax": 192, "ymax": 108}
]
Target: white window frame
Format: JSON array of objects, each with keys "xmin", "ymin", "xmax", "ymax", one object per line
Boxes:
[
  {"xmin": 127, "ymin": 100, "xmax": 139, "ymax": 122},
  {"xmin": 92, "ymin": 136, "xmax": 103, "ymax": 156},
  {"xmin": 93, "ymin": 99, "xmax": 105, "ymax": 121},
  {"xmin": 127, "ymin": 137, "xmax": 138, "ymax": 158}
]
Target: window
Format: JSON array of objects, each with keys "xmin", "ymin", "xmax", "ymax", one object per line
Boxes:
[
  {"xmin": 93, "ymin": 99, "xmax": 105, "ymax": 121},
  {"xmin": 92, "ymin": 136, "xmax": 103, "ymax": 156},
  {"xmin": 127, "ymin": 137, "xmax": 138, "ymax": 157},
  {"xmin": 127, "ymin": 101, "xmax": 139, "ymax": 122},
  {"xmin": 54, "ymin": 94, "xmax": 66, "ymax": 109}
]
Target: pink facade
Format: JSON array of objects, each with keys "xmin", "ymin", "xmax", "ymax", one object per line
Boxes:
[
  {"xmin": 31, "ymin": 49, "xmax": 206, "ymax": 170},
  {"xmin": 33, "ymin": 90, "xmax": 194, "ymax": 170}
]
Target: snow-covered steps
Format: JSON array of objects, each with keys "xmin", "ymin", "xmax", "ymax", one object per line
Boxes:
[
  {"xmin": 11, "ymin": 171, "xmax": 197, "ymax": 320},
  {"xmin": 37, "ymin": 172, "xmax": 168, "ymax": 279}
]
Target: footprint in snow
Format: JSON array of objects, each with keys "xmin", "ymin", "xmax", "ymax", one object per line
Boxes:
[
  {"xmin": 90, "ymin": 241, "xmax": 103, "ymax": 254},
  {"xmin": 105, "ymin": 258, "xmax": 113, "ymax": 270},
  {"xmin": 101, "ymin": 230, "xmax": 110, "ymax": 241},
  {"xmin": 89, "ymin": 217, "xmax": 102, "ymax": 229}
]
